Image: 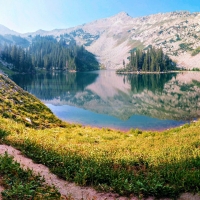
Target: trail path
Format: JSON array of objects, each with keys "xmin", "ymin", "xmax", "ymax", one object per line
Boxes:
[
  {"xmin": 0, "ymin": 183, "xmax": 4, "ymax": 200},
  {"xmin": 0, "ymin": 144, "xmax": 199, "ymax": 200}
]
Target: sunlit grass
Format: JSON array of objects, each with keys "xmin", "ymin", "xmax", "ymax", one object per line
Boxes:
[{"xmin": 0, "ymin": 116, "xmax": 199, "ymax": 198}]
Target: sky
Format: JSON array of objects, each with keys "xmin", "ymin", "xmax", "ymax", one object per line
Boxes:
[{"xmin": 0, "ymin": 0, "xmax": 200, "ymax": 33}]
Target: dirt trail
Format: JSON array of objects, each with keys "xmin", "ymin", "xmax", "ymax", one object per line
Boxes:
[
  {"xmin": 0, "ymin": 144, "xmax": 137, "ymax": 200},
  {"xmin": 0, "ymin": 184, "xmax": 4, "ymax": 200},
  {"xmin": 0, "ymin": 144, "xmax": 199, "ymax": 200}
]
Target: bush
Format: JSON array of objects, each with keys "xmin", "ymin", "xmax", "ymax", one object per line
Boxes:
[{"xmin": 192, "ymin": 47, "xmax": 200, "ymax": 56}]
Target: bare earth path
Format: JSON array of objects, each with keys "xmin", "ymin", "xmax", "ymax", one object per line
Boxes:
[
  {"xmin": 0, "ymin": 183, "xmax": 4, "ymax": 200},
  {"xmin": 0, "ymin": 144, "xmax": 199, "ymax": 200}
]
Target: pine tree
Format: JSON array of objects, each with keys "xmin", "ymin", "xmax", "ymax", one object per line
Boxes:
[{"xmin": 124, "ymin": 47, "xmax": 176, "ymax": 72}]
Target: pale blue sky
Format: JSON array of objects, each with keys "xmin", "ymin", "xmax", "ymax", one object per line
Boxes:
[{"xmin": 0, "ymin": 0, "xmax": 200, "ymax": 33}]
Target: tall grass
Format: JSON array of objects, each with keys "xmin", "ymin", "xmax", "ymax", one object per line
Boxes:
[{"xmin": 0, "ymin": 116, "xmax": 199, "ymax": 198}]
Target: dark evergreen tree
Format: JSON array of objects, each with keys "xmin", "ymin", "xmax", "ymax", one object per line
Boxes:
[
  {"xmin": 28, "ymin": 36, "xmax": 99, "ymax": 71},
  {"xmin": 118, "ymin": 47, "xmax": 176, "ymax": 73},
  {"xmin": 1, "ymin": 44, "xmax": 35, "ymax": 73},
  {"xmin": 1, "ymin": 35, "xmax": 99, "ymax": 73}
]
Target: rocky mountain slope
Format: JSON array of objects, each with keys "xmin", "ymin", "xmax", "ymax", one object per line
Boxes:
[
  {"xmin": 0, "ymin": 25, "xmax": 30, "ymax": 48},
  {"xmin": 1, "ymin": 11, "xmax": 200, "ymax": 69}
]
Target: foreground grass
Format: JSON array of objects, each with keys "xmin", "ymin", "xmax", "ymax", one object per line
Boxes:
[
  {"xmin": 0, "ymin": 73, "xmax": 199, "ymax": 198},
  {"xmin": 0, "ymin": 152, "xmax": 61, "ymax": 199},
  {"xmin": 0, "ymin": 116, "xmax": 199, "ymax": 199}
]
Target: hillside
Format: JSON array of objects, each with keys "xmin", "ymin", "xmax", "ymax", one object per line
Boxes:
[
  {"xmin": 0, "ymin": 35, "xmax": 99, "ymax": 73},
  {"xmin": 0, "ymin": 24, "xmax": 19, "ymax": 36},
  {"xmin": 0, "ymin": 73, "xmax": 66, "ymax": 129},
  {"xmin": 14, "ymin": 11, "xmax": 200, "ymax": 70}
]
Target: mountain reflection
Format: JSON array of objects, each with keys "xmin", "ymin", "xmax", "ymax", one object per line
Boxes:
[
  {"xmin": 11, "ymin": 72, "xmax": 99, "ymax": 100},
  {"xmin": 11, "ymin": 71, "xmax": 200, "ymax": 121}
]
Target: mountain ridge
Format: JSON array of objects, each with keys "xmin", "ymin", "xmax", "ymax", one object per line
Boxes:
[
  {"xmin": 0, "ymin": 24, "xmax": 19, "ymax": 35},
  {"xmin": 1, "ymin": 11, "xmax": 200, "ymax": 69}
]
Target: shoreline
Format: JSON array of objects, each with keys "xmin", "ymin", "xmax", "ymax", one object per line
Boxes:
[
  {"xmin": 62, "ymin": 119, "xmax": 195, "ymax": 133},
  {"xmin": 116, "ymin": 70, "xmax": 188, "ymax": 74}
]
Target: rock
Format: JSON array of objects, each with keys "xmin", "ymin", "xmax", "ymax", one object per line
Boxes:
[{"xmin": 25, "ymin": 117, "xmax": 32, "ymax": 124}]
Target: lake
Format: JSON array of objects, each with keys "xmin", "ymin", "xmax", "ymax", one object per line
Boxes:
[{"xmin": 11, "ymin": 70, "xmax": 200, "ymax": 131}]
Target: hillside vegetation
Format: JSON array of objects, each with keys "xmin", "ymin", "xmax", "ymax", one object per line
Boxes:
[
  {"xmin": 0, "ymin": 74, "xmax": 66, "ymax": 128},
  {"xmin": 0, "ymin": 153, "xmax": 61, "ymax": 199},
  {"xmin": 0, "ymin": 74, "xmax": 199, "ymax": 199},
  {"xmin": 1, "ymin": 36, "xmax": 99, "ymax": 73}
]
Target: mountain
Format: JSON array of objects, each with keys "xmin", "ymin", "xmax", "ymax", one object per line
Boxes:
[
  {"xmin": 0, "ymin": 34, "xmax": 30, "ymax": 48},
  {"xmin": 2, "ymin": 11, "xmax": 200, "ymax": 69},
  {"xmin": 0, "ymin": 24, "xmax": 19, "ymax": 35},
  {"xmin": 0, "ymin": 25, "xmax": 30, "ymax": 48}
]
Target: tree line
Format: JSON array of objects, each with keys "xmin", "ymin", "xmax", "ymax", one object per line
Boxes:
[
  {"xmin": 1, "ymin": 45, "xmax": 34, "ymax": 73},
  {"xmin": 118, "ymin": 47, "xmax": 177, "ymax": 72},
  {"xmin": 1, "ymin": 36, "xmax": 99, "ymax": 73}
]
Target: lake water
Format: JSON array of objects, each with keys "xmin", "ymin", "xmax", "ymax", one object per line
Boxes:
[{"xmin": 11, "ymin": 70, "xmax": 200, "ymax": 131}]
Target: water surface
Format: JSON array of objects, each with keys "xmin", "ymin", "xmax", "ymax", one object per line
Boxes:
[{"xmin": 11, "ymin": 70, "xmax": 200, "ymax": 131}]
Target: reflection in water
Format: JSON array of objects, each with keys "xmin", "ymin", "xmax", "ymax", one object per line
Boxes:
[
  {"xmin": 11, "ymin": 71, "xmax": 200, "ymax": 130},
  {"xmin": 126, "ymin": 73, "xmax": 176, "ymax": 93},
  {"xmin": 12, "ymin": 72, "xmax": 98, "ymax": 100}
]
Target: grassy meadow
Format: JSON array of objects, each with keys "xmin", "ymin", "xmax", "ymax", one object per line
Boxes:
[{"xmin": 0, "ymin": 74, "xmax": 200, "ymax": 199}]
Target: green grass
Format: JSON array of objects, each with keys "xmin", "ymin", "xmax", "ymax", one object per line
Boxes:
[
  {"xmin": 0, "ymin": 153, "xmax": 61, "ymax": 199},
  {"xmin": 0, "ymin": 73, "xmax": 199, "ymax": 199},
  {"xmin": 128, "ymin": 40, "xmax": 145, "ymax": 51}
]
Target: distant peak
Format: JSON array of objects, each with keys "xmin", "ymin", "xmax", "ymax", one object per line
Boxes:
[
  {"xmin": 0, "ymin": 24, "xmax": 19, "ymax": 35},
  {"xmin": 36, "ymin": 29, "xmax": 45, "ymax": 32},
  {"xmin": 116, "ymin": 11, "xmax": 129, "ymax": 17},
  {"xmin": 111, "ymin": 12, "xmax": 132, "ymax": 21}
]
